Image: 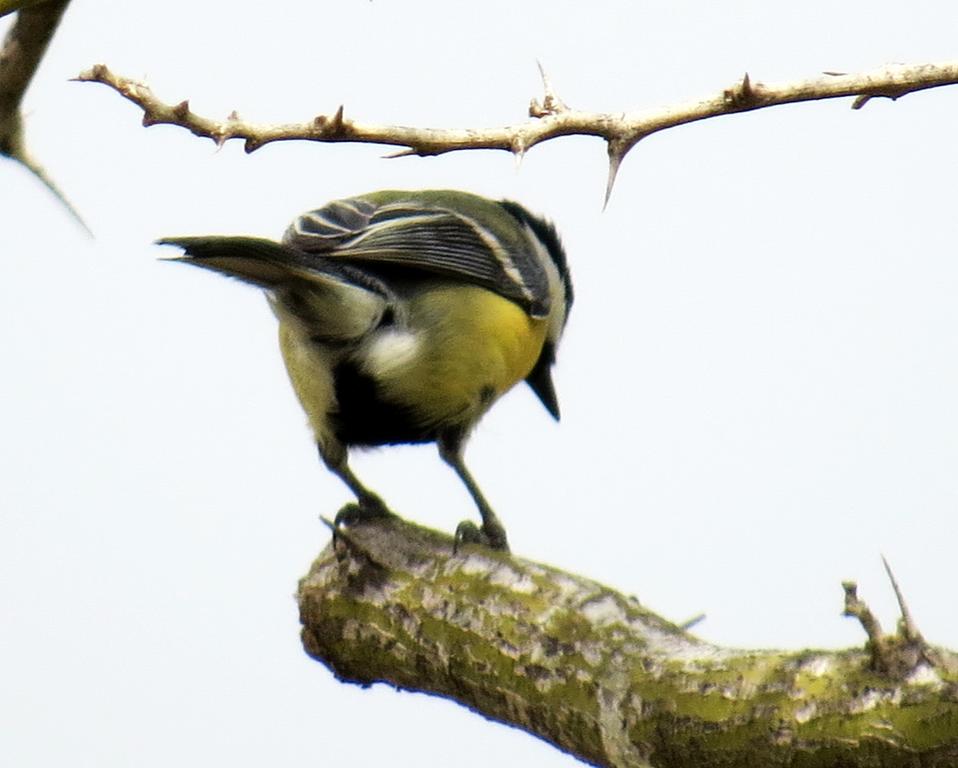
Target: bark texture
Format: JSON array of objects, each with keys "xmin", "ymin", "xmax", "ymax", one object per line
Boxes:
[{"xmin": 298, "ymin": 516, "xmax": 958, "ymax": 768}]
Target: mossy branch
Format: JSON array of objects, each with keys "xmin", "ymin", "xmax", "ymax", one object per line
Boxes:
[{"xmin": 298, "ymin": 516, "xmax": 958, "ymax": 768}]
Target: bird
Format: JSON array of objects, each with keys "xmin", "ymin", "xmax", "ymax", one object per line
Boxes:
[{"xmin": 159, "ymin": 189, "xmax": 572, "ymax": 550}]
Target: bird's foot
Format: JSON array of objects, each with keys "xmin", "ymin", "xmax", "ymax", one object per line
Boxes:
[
  {"xmin": 333, "ymin": 495, "xmax": 397, "ymax": 529},
  {"xmin": 454, "ymin": 520, "xmax": 510, "ymax": 553}
]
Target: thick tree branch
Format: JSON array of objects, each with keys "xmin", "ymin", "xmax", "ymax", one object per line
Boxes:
[
  {"xmin": 0, "ymin": 0, "xmax": 90, "ymax": 234},
  {"xmin": 76, "ymin": 60, "xmax": 958, "ymax": 201},
  {"xmin": 299, "ymin": 516, "xmax": 958, "ymax": 768}
]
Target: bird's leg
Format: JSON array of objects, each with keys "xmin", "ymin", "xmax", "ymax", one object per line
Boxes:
[
  {"xmin": 438, "ymin": 433, "xmax": 509, "ymax": 552},
  {"xmin": 318, "ymin": 442, "xmax": 395, "ymax": 527}
]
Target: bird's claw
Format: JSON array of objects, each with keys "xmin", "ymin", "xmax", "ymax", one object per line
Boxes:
[
  {"xmin": 333, "ymin": 497, "xmax": 396, "ymax": 530},
  {"xmin": 453, "ymin": 520, "xmax": 510, "ymax": 553}
]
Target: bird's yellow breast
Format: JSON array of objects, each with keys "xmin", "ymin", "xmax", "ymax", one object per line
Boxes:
[
  {"xmin": 276, "ymin": 285, "xmax": 547, "ymax": 445},
  {"xmin": 278, "ymin": 323, "xmax": 338, "ymax": 444},
  {"xmin": 375, "ymin": 285, "xmax": 547, "ymax": 426}
]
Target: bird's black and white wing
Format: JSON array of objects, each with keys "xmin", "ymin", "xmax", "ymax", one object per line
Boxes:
[{"xmin": 282, "ymin": 192, "xmax": 553, "ymax": 317}]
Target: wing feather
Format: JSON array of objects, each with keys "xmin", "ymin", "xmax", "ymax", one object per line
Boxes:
[{"xmin": 283, "ymin": 194, "xmax": 551, "ymax": 316}]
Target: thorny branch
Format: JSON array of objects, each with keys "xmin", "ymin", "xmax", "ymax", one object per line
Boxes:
[{"xmin": 76, "ymin": 60, "xmax": 958, "ymax": 202}]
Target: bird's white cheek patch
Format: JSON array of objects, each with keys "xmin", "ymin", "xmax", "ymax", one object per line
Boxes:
[{"xmin": 361, "ymin": 330, "xmax": 422, "ymax": 377}]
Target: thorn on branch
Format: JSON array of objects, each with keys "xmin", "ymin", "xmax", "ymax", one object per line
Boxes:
[
  {"xmin": 604, "ymin": 136, "xmax": 638, "ymax": 208},
  {"xmin": 1, "ymin": 111, "xmax": 93, "ymax": 236},
  {"xmin": 382, "ymin": 147, "xmax": 418, "ymax": 159},
  {"xmin": 529, "ymin": 60, "xmax": 569, "ymax": 118},
  {"xmin": 331, "ymin": 104, "xmax": 345, "ymax": 132},
  {"xmin": 172, "ymin": 100, "xmax": 191, "ymax": 120},
  {"xmin": 243, "ymin": 137, "xmax": 263, "ymax": 153},
  {"xmin": 723, "ymin": 72, "xmax": 766, "ymax": 110},
  {"xmin": 75, "ymin": 59, "xmax": 958, "ymax": 206},
  {"xmin": 881, "ymin": 555, "xmax": 923, "ymax": 644},
  {"xmin": 852, "ymin": 83, "xmax": 912, "ymax": 110},
  {"xmin": 211, "ymin": 112, "xmax": 241, "ymax": 148},
  {"xmin": 313, "ymin": 105, "xmax": 348, "ymax": 137},
  {"xmin": 71, "ymin": 63, "xmax": 107, "ymax": 83},
  {"xmin": 511, "ymin": 135, "xmax": 526, "ymax": 162}
]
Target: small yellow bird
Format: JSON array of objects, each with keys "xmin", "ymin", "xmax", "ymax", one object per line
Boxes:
[{"xmin": 160, "ymin": 190, "xmax": 572, "ymax": 550}]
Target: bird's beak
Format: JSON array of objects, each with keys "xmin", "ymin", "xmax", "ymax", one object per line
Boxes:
[{"xmin": 526, "ymin": 353, "xmax": 560, "ymax": 421}]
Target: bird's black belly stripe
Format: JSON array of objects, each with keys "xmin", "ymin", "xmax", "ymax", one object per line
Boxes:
[{"xmin": 331, "ymin": 360, "xmax": 437, "ymax": 447}]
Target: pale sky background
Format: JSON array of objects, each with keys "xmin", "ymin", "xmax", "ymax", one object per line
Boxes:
[{"xmin": 3, "ymin": 2, "xmax": 958, "ymax": 766}]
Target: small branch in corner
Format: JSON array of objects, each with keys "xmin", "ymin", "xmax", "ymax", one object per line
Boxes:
[{"xmin": 843, "ymin": 559, "xmax": 937, "ymax": 678}]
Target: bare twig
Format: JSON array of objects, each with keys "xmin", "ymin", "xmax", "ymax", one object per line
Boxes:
[
  {"xmin": 843, "ymin": 566, "xmax": 937, "ymax": 678},
  {"xmin": 76, "ymin": 60, "xmax": 958, "ymax": 200},
  {"xmin": 842, "ymin": 580, "xmax": 885, "ymax": 648}
]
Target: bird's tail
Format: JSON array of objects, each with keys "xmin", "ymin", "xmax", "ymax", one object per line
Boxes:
[
  {"xmin": 159, "ymin": 236, "xmax": 391, "ymax": 341},
  {"xmin": 157, "ymin": 236, "xmax": 319, "ymax": 287}
]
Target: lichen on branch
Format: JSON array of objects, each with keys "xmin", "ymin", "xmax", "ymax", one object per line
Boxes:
[{"xmin": 298, "ymin": 516, "xmax": 958, "ymax": 768}]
